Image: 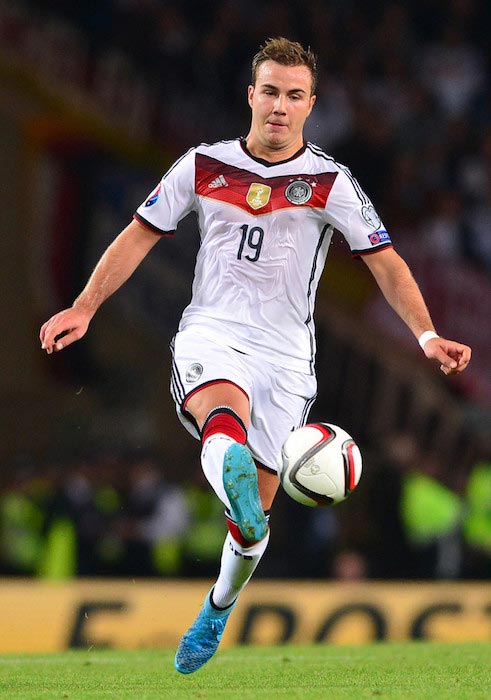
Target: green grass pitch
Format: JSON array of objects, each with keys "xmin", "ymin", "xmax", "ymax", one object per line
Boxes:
[{"xmin": 0, "ymin": 642, "xmax": 490, "ymax": 699}]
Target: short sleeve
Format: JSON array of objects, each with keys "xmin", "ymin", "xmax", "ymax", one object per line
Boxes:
[
  {"xmin": 134, "ymin": 148, "xmax": 196, "ymax": 235},
  {"xmin": 325, "ymin": 165, "xmax": 393, "ymax": 256}
]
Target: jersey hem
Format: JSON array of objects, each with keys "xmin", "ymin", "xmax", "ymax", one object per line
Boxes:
[
  {"xmin": 351, "ymin": 243, "xmax": 393, "ymax": 257},
  {"xmin": 133, "ymin": 212, "xmax": 175, "ymax": 236},
  {"xmin": 178, "ymin": 320, "xmax": 315, "ymax": 375}
]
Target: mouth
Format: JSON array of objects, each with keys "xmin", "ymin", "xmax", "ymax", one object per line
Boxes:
[{"xmin": 267, "ymin": 122, "xmax": 288, "ymax": 130}]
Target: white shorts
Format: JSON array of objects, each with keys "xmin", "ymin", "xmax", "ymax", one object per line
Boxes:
[{"xmin": 170, "ymin": 327, "xmax": 317, "ymax": 472}]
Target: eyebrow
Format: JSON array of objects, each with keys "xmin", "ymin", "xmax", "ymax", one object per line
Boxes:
[{"xmin": 260, "ymin": 83, "xmax": 308, "ymax": 95}]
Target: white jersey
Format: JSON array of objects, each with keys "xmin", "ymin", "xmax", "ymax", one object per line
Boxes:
[{"xmin": 135, "ymin": 138, "xmax": 392, "ymax": 374}]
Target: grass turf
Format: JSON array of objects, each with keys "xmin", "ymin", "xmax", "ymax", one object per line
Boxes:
[{"xmin": 0, "ymin": 642, "xmax": 490, "ymax": 699}]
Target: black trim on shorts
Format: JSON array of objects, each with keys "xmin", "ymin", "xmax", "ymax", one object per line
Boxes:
[
  {"xmin": 182, "ymin": 407, "xmax": 201, "ymax": 436},
  {"xmin": 170, "ymin": 367, "xmax": 250, "ymax": 435},
  {"xmin": 169, "ymin": 337, "xmax": 186, "ymax": 405},
  {"xmin": 183, "ymin": 379, "xmax": 249, "ymax": 410},
  {"xmin": 254, "ymin": 458, "xmax": 277, "ymax": 475},
  {"xmin": 300, "ymin": 393, "xmax": 317, "ymax": 426}
]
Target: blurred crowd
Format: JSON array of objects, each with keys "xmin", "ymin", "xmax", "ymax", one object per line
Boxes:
[
  {"xmin": 1, "ymin": 436, "xmax": 490, "ymax": 581},
  {"xmin": 1, "ymin": 1, "xmax": 490, "ymax": 579},
  {"xmin": 10, "ymin": 0, "xmax": 491, "ymax": 272},
  {"xmin": 0, "ymin": 449, "xmax": 219, "ymax": 579}
]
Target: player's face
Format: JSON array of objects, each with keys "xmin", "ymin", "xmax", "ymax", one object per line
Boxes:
[{"xmin": 246, "ymin": 60, "xmax": 316, "ymax": 161}]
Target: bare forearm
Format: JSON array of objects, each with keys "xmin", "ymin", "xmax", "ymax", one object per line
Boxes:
[
  {"xmin": 40, "ymin": 219, "xmax": 159, "ymax": 353},
  {"xmin": 363, "ymin": 249, "xmax": 435, "ymax": 339},
  {"xmin": 73, "ymin": 220, "xmax": 159, "ymax": 317},
  {"xmin": 379, "ymin": 263, "xmax": 434, "ymax": 338},
  {"xmin": 363, "ymin": 248, "xmax": 471, "ymax": 375}
]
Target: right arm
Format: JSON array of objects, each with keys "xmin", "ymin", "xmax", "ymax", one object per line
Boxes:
[{"xmin": 40, "ymin": 219, "xmax": 159, "ymax": 353}]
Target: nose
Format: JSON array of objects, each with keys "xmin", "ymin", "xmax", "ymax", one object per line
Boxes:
[{"xmin": 273, "ymin": 94, "xmax": 287, "ymax": 113}]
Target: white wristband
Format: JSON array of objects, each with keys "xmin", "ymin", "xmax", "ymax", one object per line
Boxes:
[{"xmin": 418, "ymin": 330, "xmax": 439, "ymax": 350}]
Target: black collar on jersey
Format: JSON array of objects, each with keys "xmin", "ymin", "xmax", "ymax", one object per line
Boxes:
[{"xmin": 239, "ymin": 137, "xmax": 307, "ymax": 167}]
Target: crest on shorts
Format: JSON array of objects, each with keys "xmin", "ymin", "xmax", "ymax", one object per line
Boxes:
[
  {"xmin": 185, "ymin": 363, "xmax": 203, "ymax": 383},
  {"xmin": 246, "ymin": 183, "xmax": 272, "ymax": 210},
  {"xmin": 285, "ymin": 180, "xmax": 312, "ymax": 205}
]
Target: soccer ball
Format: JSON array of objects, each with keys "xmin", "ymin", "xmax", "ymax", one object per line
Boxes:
[{"xmin": 278, "ymin": 422, "xmax": 362, "ymax": 507}]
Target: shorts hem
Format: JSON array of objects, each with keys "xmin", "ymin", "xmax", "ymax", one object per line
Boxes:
[{"xmin": 182, "ymin": 380, "xmax": 250, "ymax": 414}]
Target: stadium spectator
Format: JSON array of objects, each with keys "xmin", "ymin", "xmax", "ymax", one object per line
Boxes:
[
  {"xmin": 115, "ymin": 452, "xmax": 190, "ymax": 577},
  {"xmin": 0, "ymin": 457, "xmax": 46, "ymax": 576},
  {"xmin": 400, "ymin": 453, "xmax": 463, "ymax": 579},
  {"xmin": 422, "ymin": 190, "xmax": 471, "ymax": 264},
  {"xmin": 415, "ymin": 23, "xmax": 485, "ymax": 119},
  {"xmin": 462, "ymin": 435, "xmax": 491, "ymax": 579}
]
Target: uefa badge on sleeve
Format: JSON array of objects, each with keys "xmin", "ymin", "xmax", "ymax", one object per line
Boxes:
[{"xmin": 361, "ymin": 204, "xmax": 382, "ymax": 229}]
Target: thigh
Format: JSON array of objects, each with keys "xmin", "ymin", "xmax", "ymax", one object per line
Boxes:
[
  {"xmin": 186, "ymin": 381, "xmax": 250, "ymax": 430},
  {"xmin": 247, "ymin": 362, "xmax": 317, "ymax": 473},
  {"xmin": 171, "ymin": 329, "xmax": 253, "ymax": 437}
]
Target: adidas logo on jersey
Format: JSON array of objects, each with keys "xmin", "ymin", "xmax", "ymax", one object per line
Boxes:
[{"xmin": 208, "ymin": 174, "xmax": 228, "ymax": 189}]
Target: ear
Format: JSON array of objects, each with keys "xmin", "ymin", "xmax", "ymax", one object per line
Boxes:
[
  {"xmin": 307, "ymin": 94, "xmax": 316, "ymax": 117},
  {"xmin": 247, "ymin": 84, "xmax": 255, "ymax": 108}
]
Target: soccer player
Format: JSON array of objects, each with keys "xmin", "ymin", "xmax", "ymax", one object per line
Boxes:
[{"xmin": 39, "ymin": 38, "xmax": 471, "ymax": 672}]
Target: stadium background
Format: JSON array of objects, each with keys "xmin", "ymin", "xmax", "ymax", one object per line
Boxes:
[{"xmin": 0, "ymin": 0, "xmax": 490, "ymax": 650}]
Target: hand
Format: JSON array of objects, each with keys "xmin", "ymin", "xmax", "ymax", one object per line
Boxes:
[
  {"xmin": 40, "ymin": 307, "xmax": 92, "ymax": 354},
  {"xmin": 423, "ymin": 337, "xmax": 472, "ymax": 376}
]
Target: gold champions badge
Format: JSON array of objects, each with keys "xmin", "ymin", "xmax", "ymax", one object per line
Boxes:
[{"xmin": 246, "ymin": 183, "xmax": 272, "ymax": 210}]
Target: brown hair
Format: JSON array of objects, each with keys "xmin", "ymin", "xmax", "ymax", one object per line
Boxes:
[{"xmin": 251, "ymin": 37, "xmax": 318, "ymax": 94}]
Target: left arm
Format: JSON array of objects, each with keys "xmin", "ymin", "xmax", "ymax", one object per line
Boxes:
[{"xmin": 362, "ymin": 248, "xmax": 471, "ymax": 375}]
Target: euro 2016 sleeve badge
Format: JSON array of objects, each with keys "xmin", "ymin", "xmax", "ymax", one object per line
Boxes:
[
  {"xmin": 144, "ymin": 182, "xmax": 161, "ymax": 207},
  {"xmin": 285, "ymin": 180, "xmax": 312, "ymax": 205}
]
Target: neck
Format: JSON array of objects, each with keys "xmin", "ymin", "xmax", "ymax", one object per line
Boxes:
[{"xmin": 244, "ymin": 134, "xmax": 305, "ymax": 163}]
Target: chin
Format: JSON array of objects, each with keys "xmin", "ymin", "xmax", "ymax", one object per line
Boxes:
[{"xmin": 266, "ymin": 136, "xmax": 287, "ymax": 149}]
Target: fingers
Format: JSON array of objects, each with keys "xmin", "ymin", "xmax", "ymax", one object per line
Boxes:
[
  {"xmin": 424, "ymin": 338, "xmax": 472, "ymax": 376},
  {"xmin": 438, "ymin": 345, "xmax": 472, "ymax": 376},
  {"xmin": 40, "ymin": 316, "xmax": 67, "ymax": 354},
  {"xmin": 457, "ymin": 345, "xmax": 472, "ymax": 370},
  {"xmin": 42, "ymin": 334, "xmax": 66, "ymax": 354},
  {"xmin": 440, "ymin": 357, "xmax": 471, "ymax": 375},
  {"xmin": 53, "ymin": 329, "xmax": 80, "ymax": 352},
  {"xmin": 427, "ymin": 345, "xmax": 457, "ymax": 371},
  {"xmin": 39, "ymin": 309, "xmax": 88, "ymax": 354},
  {"xmin": 41, "ymin": 328, "xmax": 73, "ymax": 354}
]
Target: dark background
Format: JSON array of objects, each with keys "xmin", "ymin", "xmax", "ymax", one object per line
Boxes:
[{"xmin": 0, "ymin": 0, "xmax": 490, "ymax": 582}]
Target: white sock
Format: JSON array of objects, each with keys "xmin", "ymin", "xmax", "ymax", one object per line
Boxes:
[
  {"xmin": 212, "ymin": 531, "xmax": 270, "ymax": 609},
  {"xmin": 201, "ymin": 433, "xmax": 234, "ymax": 507}
]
